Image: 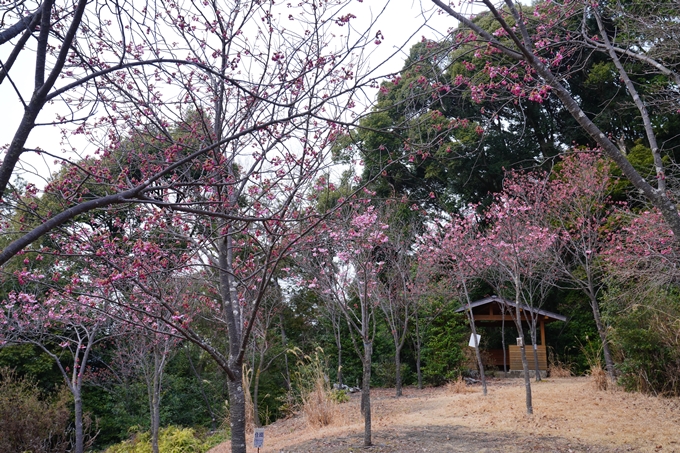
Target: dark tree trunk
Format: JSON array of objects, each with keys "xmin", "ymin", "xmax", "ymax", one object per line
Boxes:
[
  {"xmin": 228, "ymin": 367, "xmax": 247, "ymax": 453},
  {"xmin": 415, "ymin": 343, "xmax": 423, "ymax": 390},
  {"xmin": 279, "ymin": 313, "xmax": 291, "ymax": 391},
  {"xmin": 519, "ymin": 341, "xmax": 533, "ymax": 414}
]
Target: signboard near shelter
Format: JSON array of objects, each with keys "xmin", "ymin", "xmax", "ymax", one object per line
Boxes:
[
  {"xmin": 254, "ymin": 428, "xmax": 265, "ymax": 448},
  {"xmin": 468, "ymin": 333, "xmax": 481, "ymax": 348}
]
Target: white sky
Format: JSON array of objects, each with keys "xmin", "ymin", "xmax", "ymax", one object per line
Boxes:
[{"xmin": 0, "ymin": 0, "xmax": 466, "ymax": 189}]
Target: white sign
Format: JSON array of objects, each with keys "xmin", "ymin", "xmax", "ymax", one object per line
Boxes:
[
  {"xmin": 468, "ymin": 333, "xmax": 481, "ymax": 348},
  {"xmin": 253, "ymin": 428, "xmax": 265, "ymax": 448}
]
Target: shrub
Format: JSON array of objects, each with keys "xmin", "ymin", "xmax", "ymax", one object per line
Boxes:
[
  {"xmin": 283, "ymin": 347, "xmax": 338, "ymax": 427},
  {"xmin": 329, "ymin": 389, "xmax": 349, "ymax": 403},
  {"xmin": 302, "ymin": 376, "xmax": 337, "ymax": 427},
  {"xmin": 604, "ymin": 286, "xmax": 680, "ymax": 396},
  {"xmin": 580, "ymin": 339, "xmax": 611, "ymax": 391},
  {"xmin": 103, "ymin": 425, "xmax": 224, "ymax": 453},
  {"xmin": 0, "ymin": 367, "xmax": 71, "ymax": 453},
  {"xmin": 589, "ymin": 364, "xmax": 609, "ymax": 391},
  {"xmin": 421, "ymin": 308, "xmax": 468, "ymax": 385},
  {"xmin": 547, "ymin": 348, "xmax": 572, "ymax": 378},
  {"xmin": 445, "ymin": 376, "xmax": 474, "ymax": 394}
]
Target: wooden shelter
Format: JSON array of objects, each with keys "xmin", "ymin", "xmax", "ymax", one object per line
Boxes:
[{"xmin": 455, "ymin": 296, "xmax": 567, "ymax": 371}]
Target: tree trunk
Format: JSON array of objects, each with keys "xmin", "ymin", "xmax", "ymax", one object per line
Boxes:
[
  {"xmin": 470, "ymin": 321, "xmax": 488, "ymax": 396},
  {"xmin": 414, "ymin": 316, "xmax": 423, "ymax": 390},
  {"xmin": 151, "ymin": 368, "xmax": 161, "ymax": 453},
  {"xmin": 361, "ymin": 341, "xmax": 373, "ymax": 447},
  {"xmin": 530, "ymin": 323, "xmax": 542, "ymax": 382},
  {"xmin": 589, "ymin": 293, "xmax": 615, "ymax": 379},
  {"xmin": 532, "ymin": 341, "xmax": 541, "ymax": 383},
  {"xmin": 464, "ymin": 291, "xmax": 487, "ymax": 396},
  {"xmin": 337, "ymin": 341, "xmax": 343, "ymax": 387},
  {"xmin": 501, "ymin": 310, "xmax": 507, "ymax": 378},
  {"xmin": 228, "ymin": 366, "xmax": 247, "ymax": 453},
  {"xmin": 519, "ymin": 341, "xmax": 533, "ymax": 414},
  {"xmin": 415, "ymin": 343, "xmax": 423, "ymax": 390},
  {"xmin": 394, "ymin": 345, "xmax": 402, "ymax": 397},
  {"xmin": 74, "ymin": 390, "xmax": 84, "ymax": 453},
  {"xmin": 253, "ymin": 368, "xmax": 262, "ymax": 427},
  {"xmin": 514, "ymin": 318, "xmax": 533, "ymax": 415},
  {"xmin": 279, "ymin": 313, "xmax": 291, "ymax": 391}
]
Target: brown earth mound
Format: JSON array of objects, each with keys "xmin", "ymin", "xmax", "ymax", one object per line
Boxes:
[{"xmin": 209, "ymin": 377, "xmax": 680, "ymax": 453}]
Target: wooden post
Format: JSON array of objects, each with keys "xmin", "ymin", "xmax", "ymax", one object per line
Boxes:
[{"xmin": 540, "ymin": 318, "xmax": 546, "ymax": 346}]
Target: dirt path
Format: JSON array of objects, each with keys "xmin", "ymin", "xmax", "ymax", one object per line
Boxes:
[
  {"xmin": 209, "ymin": 377, "xmax": 680, "ymax": 453},
  {"xmin": 275, "ymin": 425, "xmax": 631, "ymax": 452}
]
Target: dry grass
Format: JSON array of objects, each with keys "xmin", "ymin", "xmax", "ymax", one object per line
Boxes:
[
  {"xmin": 589, "ymin": 364, "xmax": 610, "ymax": 391},
  {"xmin": 301, "ymin": 377, "xmax": 338, "ymax": 427},
  {"xmin": 445, "ymin": 376, "xmax": 475, "ymax": 394},
  {"xmin": 548, "ymin": 363, "xmax": 572, "ymax": 378},
  {"xmin": 207, "ymin": 377, "xmax": 680, "ymax": 453},
  {"xmin": 547, "ymin": 348, "xmax": 572, "ymax": 378}
]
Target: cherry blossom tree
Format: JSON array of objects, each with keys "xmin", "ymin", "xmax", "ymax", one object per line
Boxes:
[
  {"xmin": 603, "ymin": 208, "xmax": 680, "ymax": 394},
  {"xmin": 52, "ymin": 199, "xmax": 318, "ymax": 453},
  {"xmin": 1, "ymin": 3, "xmax": 408, "ymax": 445},
  {"xmin": 374, "ymin": 205, "xmax": 421, "ymax": 397},
  {"xmin": 502, "ymin": 172, "xmax": 561, "ymax": 382},
  {"xmin": 0, "ymin": 0, "xmax": 404, "ymax": 269},
  {"xmin": 478, "ymin": 175, "xmax": 558, "ymax": 414},
  {"xmin": 547, "ymin": 151, "xmax": 619, "ymax": 378},
  {"xmin": 0, "ymin": 291, "xmax": 115, "ymax": 453},
  {"xmin": 605, "ymin": 209, "xmax": 680, "ymax": 301},
  {"xmin": 428, "ymin": 0, "xmax": 680, "ymax": 240},
  {"xmin": 420, "ymin": 214, "xmax": 488, "ymax": 395},
  {"xmin": 246, "ymin": 280, "xmax": 286, "ymax": 428},
  {"xmin": 299, "ymin": 200, "xmax": 389, "ymax": 447},
  {"xmin": 112, "ymin": 309, "xmax": 178, "ymax": 453}
]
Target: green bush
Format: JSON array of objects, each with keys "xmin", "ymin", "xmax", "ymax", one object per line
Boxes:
[
  {"xmin": 329, "ymin": 389, "xmax": 349, "ymax": 403},
  {"xmin": 421, "ymin": 306, "xmax": 468, "ymax": 385},
  {"xmin": 103, "ymin": 426, "xmax": 227, "ymax": 453},
  {"xmin": 604, "ymin": 286, "xmax": 680, "ymax": 396},
  {"xmin": 0, "ymin": 367, "xmax": 72, "ymax": 453}
]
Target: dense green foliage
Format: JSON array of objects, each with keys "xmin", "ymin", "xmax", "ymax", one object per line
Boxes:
[
  {"xmin": 420, "ymin": 304, "xmax": 468, "ymax": 385},
  {"xmin": 103, "ymin": 426, "xmax": 226, "ymax": 453},
  {"xmin": 604, "ymin": 286, "xmax": 680, "ymax": 396}
]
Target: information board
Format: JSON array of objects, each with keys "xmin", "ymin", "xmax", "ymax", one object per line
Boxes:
[{"xmin": 253, "ymin": 428, "xmax": 265, "ymax": 448}]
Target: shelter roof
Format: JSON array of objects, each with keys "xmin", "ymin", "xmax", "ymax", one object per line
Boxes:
[{"xmin": 454, "ymin": 295, "xmax": 567, "ymax": 322}]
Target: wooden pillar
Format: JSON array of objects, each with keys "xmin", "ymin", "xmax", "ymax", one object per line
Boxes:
[{"xmin": 540, "ymin": 318, "xmax": 546, "ymax": 346}]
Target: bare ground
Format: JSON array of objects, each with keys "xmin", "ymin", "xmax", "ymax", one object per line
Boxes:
[{"xmin": 209, "ymin": 377, "xmax": 680, "ymax": 453}]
